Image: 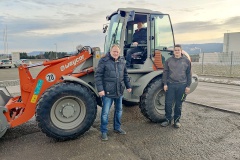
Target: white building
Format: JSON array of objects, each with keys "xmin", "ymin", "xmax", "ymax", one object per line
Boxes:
[{"xmin": 223, "ymin": 32, "xmax": 240, "ymax": 53}]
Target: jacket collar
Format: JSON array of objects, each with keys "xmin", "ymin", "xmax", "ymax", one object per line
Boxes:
[{"xmin": 107, "ymin": 52, "xmax": 120, "ymax": 61}]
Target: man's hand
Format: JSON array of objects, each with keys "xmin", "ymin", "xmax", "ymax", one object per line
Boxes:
[
  {"xmin": 127, "ymin": 88, "xmax": 132, "ymax": 92},
  {"xmin": 164, "ymin": 85, "xmax": 168, "ymax": 92},
  {"xmin": 132, "ymin": 42, "xmax": 138, "ymax": 46},
  {"xmin": 185, "ymin": 87, "xmax": 190, "ymax": 94},
  {"xmin": 99, "ymin": 91, "xmax": 105, "ymax": 97}
]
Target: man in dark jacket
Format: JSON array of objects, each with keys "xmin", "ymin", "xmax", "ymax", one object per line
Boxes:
[
  {"xmin": 161, "ymin": 44, "xmax": 192, "ymax": 128},
  {"xmin": 95, "ymin": 44, "xmax": 132, "ymax": 141},
  {"xmin": 126, "ymin": 21, "xmax": 147, "ymax": 68}
]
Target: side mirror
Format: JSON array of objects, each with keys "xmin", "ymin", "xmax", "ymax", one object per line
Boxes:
[
  {"xmin": 127, "ymin": 11, "xmax": 135, "ymax": 22},
  {"xmin": 103, "ymin": 24, "xmax": 108, "ymax": 33}
]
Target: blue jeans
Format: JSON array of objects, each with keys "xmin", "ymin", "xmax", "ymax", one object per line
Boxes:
[
  {"xmin": 100, "ymin": 96, "xmax": 123, "ymax": 133},
  {"xmin": 165, "ymin": 83, "xmax": 186, "ymax": 123}
]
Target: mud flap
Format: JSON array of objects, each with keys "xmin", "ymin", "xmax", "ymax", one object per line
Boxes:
[{"xmin": 0, "ymin": 87, "xmax": 12, "ymax": 138}]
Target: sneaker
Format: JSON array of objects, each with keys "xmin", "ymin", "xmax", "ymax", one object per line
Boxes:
[
  {"xmin": 161, "ymin": 120, "xmax": 171, "ymax": 127},
  {"xmin": 174, "ymin": 122, "xmax": 181, "ymax": 128},
  {"xmin": 114, "ymin": 128, "xmax": 126, "ymax": 135},
  {"xmin": 101, "ymin": 133, "xmax": 108, "ymax": 141}
]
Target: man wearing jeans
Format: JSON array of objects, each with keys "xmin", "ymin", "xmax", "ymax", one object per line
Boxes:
[
  {"xmin": 161, "ymin": 44, "xmax": 192, "ymax": 128},
  {"xmin": 95, "ymin": 44, "xmax": 132, "ymax": 141}
]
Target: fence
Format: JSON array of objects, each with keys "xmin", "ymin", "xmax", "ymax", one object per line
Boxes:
[{"xmin": 191, "ymin": 52, "xmax": 240, "ymax": 78}]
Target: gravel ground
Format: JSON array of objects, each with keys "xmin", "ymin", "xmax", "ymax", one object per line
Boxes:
[{"xmin": 0, "ymin": 103, "xmax": 240, "ymax": 160}]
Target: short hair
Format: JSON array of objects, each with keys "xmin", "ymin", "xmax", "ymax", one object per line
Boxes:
[
  {"xmin": 110, "ymin": 44, "xmax": 120, "ymax": 50},
  {"xmin": 174, "ymin": 44, "xmax": 182, "ymax": 49}
]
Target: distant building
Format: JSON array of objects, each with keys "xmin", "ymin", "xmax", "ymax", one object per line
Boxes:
[{"xmin": 223, "ymin": 32, "xmax": 240, "ymax": 53}]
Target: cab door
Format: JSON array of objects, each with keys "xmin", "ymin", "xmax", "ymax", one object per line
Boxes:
[{"xmin": 150, "ymin": 14, "xmax": 175, "ymax": 69}]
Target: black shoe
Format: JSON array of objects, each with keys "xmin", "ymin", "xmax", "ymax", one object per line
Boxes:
[
  {"xmin": 174, "ymin": 122, "xmax": 181, "ymax": 128},
  {"xmin": 114, "ymin": 128, "xmax": 126, "ymax": 135},
  {"xmin": 161, "ymin": 120, "xmax": 171, "ymax": 127},
  {"xmin": 101, "ymin": 133, "xmax": 108, "ymax": 141}
]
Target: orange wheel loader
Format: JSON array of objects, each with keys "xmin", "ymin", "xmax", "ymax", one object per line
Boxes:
[{"xmin": 0, "ymin": 46, "xmax": 102, "ymax": 141}]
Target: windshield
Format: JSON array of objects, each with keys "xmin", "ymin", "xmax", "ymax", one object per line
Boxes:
[{"xmin": 104, "ymin": 14, "xmax": 123, "ymax": 53}]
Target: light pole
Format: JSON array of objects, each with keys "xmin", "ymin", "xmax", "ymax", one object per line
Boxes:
[{"xmin": 54, "ymin": 43, "xmax": 58, "ymax": 59}]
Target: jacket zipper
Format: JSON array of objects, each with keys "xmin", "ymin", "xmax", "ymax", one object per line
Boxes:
[{"xmin": 115, "ymin": 60, "xmax": 119, "ymax": 96}]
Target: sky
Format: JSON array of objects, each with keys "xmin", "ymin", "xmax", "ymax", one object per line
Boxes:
[{"xmin": 0, "ymin": 0, "xmax": 239, "ymax": 53}]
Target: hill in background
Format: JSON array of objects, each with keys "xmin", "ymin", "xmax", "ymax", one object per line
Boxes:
[{"xmin": 181, "ymin": 43, "xmax": 223, "ymax": 54}]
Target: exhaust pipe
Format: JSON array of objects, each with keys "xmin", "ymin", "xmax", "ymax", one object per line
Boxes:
[{"xmin": 0, "ymin": 87, "xmax": 12, "ymax": 138}]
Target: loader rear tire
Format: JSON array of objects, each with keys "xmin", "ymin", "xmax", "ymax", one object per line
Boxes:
[
  {"xmin": 139, "ymin": 79, "xmax": 165, "ymax": 122},
  {"xmin": 36, "ymin": 82, "xmax": 97, "ymax": 141}
]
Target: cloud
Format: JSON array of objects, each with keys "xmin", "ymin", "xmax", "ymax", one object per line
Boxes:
[
  {"xmin": 173, "ymin": 21, "xmax": 220, "ymax": 34},
  {"xmin": 7, "ymin": 29, "xmax": 106, "ymax": 52},
  {"xmin": 0, "ymin": 9, "xmax": 109, "ymax": 37},
  {"xmin": 224, "ymin": 16, "xmax": 240, "ymax": 27},
  {"xmin": 173, "ymin": 16, "xmax": 240, "ymax": 34}
]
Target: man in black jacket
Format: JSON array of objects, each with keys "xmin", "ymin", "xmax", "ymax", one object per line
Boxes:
[
  {"xmin": 126, "ymin": 21, "xmax": 147, "ymax": 68},
  {"xmin": 161, "ymin": 44, "xmax": 192, "ymax": 128},
  {"xmin": 95, "ymin": 44, "xmax": 132, "ymax": 141}
]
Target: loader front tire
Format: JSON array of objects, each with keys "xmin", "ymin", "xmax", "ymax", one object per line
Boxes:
[
  {"xmin": 36, "ymin": 82, "xmax": 97, "ymax": 141},
  {"xmin": 139, "ymin": 79, "xmax": 165, "ymax": 122}
]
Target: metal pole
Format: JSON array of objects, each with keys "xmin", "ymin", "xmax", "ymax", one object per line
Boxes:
[
  {"xmin": 230, "ymin": 51, "xmax": 233, "ymax": 77},
  {"xmin": 201, "ymin": 52, "xmax": 204, "ymax": 74}
]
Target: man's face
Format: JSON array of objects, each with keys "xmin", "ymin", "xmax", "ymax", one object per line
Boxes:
[
  {"xmin": 137, "ymin": 22, "xmax": 143, "ymax": 29},
  {"xmin": 110, "ymin": 46, "xmax": 120, "ymax": 60},
  {"xmin": 174, "ymin": 47, "xmax": 182, "ymax": 58}
]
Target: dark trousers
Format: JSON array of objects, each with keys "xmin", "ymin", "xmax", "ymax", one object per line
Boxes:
[
  {"xmin": 165, "ymin": 83, "xmax": 186, "ymax": 123},
  {"xmin": 126, "ymin": 47, "xmax": 143, "ymax": 67}
]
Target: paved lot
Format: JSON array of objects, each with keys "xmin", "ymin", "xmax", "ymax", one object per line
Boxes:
[
  {"xmin": 1, "ymin": 103, "xmax": 240, "ymax": 160},
  {"xmin": 0, "ymin": 63, "xmax": 44, "ymax": 81},
  {"xmin": 187, "ymin": 82, "xmax": 240, "ymax": 113}
]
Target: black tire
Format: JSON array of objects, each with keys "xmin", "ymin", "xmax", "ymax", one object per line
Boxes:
[
  {"xmin": 139, "ymin": 79, "xmax": 165, "ymax": 122},
  {"xmin": 122, "ymin": 99, "xmax": 138, "ymax": 107},
  {"xmin": 36, "ymin": 82, "xmax": 97, "ymax": 141}
]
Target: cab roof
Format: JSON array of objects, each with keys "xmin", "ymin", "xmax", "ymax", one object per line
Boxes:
[{"xmin": 107, "ymin": 8, "xmax": 163, "ymax": 21}]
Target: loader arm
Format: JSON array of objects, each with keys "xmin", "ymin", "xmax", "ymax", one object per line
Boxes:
[{"xmin": 4, "ymin": 49, "xmax": 92, "ymax": 128}]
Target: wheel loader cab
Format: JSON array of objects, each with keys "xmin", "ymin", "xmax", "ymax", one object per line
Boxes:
[{"xmin": 104, "ymin": 9, "xmax": 175, "ymax": 71}]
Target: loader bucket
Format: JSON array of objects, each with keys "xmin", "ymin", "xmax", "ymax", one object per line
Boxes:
[{"xmin": 0, "ymin": 87, "xmax": 12, "ymax": 138}]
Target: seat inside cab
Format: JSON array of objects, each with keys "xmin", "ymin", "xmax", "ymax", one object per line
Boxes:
[{"xmin": 124, "ymin": 14, "xmax": 148, "ymax": 68}]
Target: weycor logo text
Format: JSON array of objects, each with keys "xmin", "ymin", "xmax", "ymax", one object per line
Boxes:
[{"xmin": 60, "ymin": 55, "xmax": 84, "ymax": 71}]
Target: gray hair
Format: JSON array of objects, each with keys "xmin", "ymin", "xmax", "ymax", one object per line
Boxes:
[{"xmin": 110, "ymin": 44, "xmax": 120, "ymax": 50}]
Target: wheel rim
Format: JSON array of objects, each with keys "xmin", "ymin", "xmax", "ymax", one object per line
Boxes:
[
  {"xmin": 153, "ymin": 89, "xmax": 165, "ymax": 114},
  {"xmin": 50, "ymin": 96, "xmax": 86, "ymax": 130}
]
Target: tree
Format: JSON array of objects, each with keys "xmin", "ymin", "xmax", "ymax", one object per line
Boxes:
[{"xmin": 20, "ymin": 52, "xmax": 28, "ymax": 59}]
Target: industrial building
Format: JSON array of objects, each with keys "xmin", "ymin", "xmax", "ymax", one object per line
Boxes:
[{"xmin": 223, "ymin": 32, "xmax": 240, "ymax": 53}]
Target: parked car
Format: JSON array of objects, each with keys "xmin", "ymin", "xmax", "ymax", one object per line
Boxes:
[
  {"xmin": 0, "ymin": 59, "xmax": 12, "ymax": 68},
  {"xmin": 14, "ymin": 59, "xmax": 32, "ymax": 68}
]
